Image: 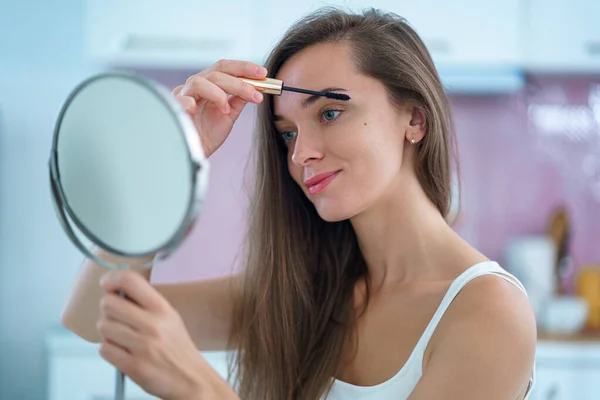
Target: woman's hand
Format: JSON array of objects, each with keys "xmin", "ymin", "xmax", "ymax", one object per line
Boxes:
[
  {"xmin": 97, "ymin": 270, "xmax": 238, "ymax": 400},
  {"xmin": 172, "ymin": 59, "xmax": 267, "ymax": 158}
]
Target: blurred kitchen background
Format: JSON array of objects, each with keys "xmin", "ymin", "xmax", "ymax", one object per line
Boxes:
[{"xmin": 1, "ymin": 0, "xmax": 600, "ymax": 399}]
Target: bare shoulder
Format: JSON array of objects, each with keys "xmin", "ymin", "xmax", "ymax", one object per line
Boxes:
[
  {"xmin": 452, "ymin": 271, "xmax": 535, "ymax": 320},
  {"xmin": 437, "ymin": 272, "xmax": 537, "ymax": 356},
  {"xmin": 465, "ymin": 272, "xmax": 534, "ymax": 327},
  {"xmin": 413, "ymin": 272, "xmax": 537, "ymax": 399}
]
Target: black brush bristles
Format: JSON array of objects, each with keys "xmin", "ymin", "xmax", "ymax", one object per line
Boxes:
[{"xmin": 281, "ymin": 85, "xmax": 351, "ymax": 101}]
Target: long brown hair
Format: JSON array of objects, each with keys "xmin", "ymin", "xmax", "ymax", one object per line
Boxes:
[{"xmin": 228, "ymin": 6, "xmax": 457, "ymax": 399}]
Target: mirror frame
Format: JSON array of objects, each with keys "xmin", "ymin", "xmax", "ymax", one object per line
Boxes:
[{"xmin": 48, "ymin": 71, "xmax": 210, "ymax": 269}]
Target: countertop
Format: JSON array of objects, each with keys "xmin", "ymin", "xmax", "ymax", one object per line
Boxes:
[{"xmin": 538, "ymin": 330, "xmax": 600, "ymax": 342}]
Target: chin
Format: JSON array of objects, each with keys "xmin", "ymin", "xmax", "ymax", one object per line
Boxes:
[{"xmin": 312, "ymin": 201, "xmax": 357, "ymax": 222}]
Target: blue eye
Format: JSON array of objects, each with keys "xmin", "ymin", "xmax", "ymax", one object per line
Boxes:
[
  {"xmin": 280, "ymin": 131, "xmax": 297, "ymax": 144},
  {"xmin": 322, "ymin": 109, "xmax": 341, "ymax": 122}
]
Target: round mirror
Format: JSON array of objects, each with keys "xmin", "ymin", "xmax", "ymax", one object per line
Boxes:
[{"xmin": 49, "ymin": 71, "xmax": 209, "ymax": 268}]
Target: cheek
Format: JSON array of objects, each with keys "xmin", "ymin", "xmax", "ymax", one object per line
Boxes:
[
  {"xmin": 346, "ymin": 124, "xmax": 405, "ymax": 197},
  {"xmin": 353, "ymin": 122, "xmax": 403, "ymax": 168}
]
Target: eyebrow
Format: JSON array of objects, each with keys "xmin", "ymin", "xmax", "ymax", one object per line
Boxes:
[{"xmin": 273, "ymin": 87, "xmax": 348, "ymax": 122}]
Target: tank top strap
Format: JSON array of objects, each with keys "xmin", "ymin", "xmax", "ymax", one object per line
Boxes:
[{"xmin": 411, "ymin": 261, "xmax": 528, "ymax": 364}]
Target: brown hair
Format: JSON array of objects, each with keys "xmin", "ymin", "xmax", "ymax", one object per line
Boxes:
[{"xmin": 228, "ymin": 6, "xmax": 457, "ymax": 399}]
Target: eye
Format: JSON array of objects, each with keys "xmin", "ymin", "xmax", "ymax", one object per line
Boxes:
[
  {"xmin": 321, "ymin": 109, "xmax": 342, "ymax": 122},
  {"xmin": 280, "ymin": 131, "xmax": 297, "ymax": 144}
]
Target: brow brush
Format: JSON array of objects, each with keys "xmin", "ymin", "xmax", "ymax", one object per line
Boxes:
[{"xmin": 238, "ymin": 77, "xmax": 351, "ymax": 101}]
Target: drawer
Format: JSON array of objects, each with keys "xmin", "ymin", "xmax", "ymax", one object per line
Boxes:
[
  {"xmin": 47, "ymin": 351, "xmax": 231, "ymax": 400},
  {"xmin": 528, "ymin": 366, "xmax": 600, "ymax": 400}
]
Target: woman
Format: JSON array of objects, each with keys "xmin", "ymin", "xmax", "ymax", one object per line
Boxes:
[{"xmin": 61, "ymin": 7, "xmax": 536, "ymax": 400}]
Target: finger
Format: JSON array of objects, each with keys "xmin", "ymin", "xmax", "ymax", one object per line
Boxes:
[
  {"xmin": 173, "ymin": 95, "xmax": 198, "ymax": 114},
  {"xmin": 172, "ymin": 84, "xmax": 184, "ymax": 96},
  {"xmin": 100, "ymin": 270, "xmax": 168, "ymax": 313},
  {"xmin": 203, "ymin": 71, "xmax": 263, "ymax": 104},
  {"xmin": 97, "ymin": 316, "xmax": 143, "ymax": 353},
  {"xmin": 99, "ymin": 339, "xmax": 136, "ymax": 373},
  {"xmin": 179, "ymin": 75, "xmax": 230, "ymax": 114},
  {"xmin": 100, "ymin": 292, "xmax": 155, "ymax": 334},
  {"xmin": 227, "ymin": 95, "xmax": 250, "ymax": 121},
  {"xmin": 204, "ymin": 59, "xmax": 268, "ymax": 79}
]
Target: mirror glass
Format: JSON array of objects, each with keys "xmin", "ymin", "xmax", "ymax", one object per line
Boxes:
[{"xmin": 52, "ymin": 73, "xmax": 205, "ymax": 259}]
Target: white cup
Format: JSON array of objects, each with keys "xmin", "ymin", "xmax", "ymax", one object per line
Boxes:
[{"xmin": 504, "ymin": 235, "xmax": 556, "ymax": 321}]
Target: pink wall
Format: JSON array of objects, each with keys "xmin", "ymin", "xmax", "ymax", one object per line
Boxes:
[
  {"xmin": 449, "ymin": 76, "xmax": 600, "ymax": 291},
  {"xmin": 145, "ymin": 70, "xmax": 600, "ymax": 291},
  {"xmin": 151, "ymin": 102, "xmax": 256, "ymax": 283}
]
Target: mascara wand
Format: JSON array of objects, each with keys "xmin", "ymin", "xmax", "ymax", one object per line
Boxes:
[{"xmin": 238, "ymin": 77, "xmax": 350, "ymax": 101}]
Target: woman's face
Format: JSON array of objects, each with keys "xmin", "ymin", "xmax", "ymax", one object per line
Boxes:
[{"xmin": 273, "ymin": 42, "xmax": 422, "ymax": 222}]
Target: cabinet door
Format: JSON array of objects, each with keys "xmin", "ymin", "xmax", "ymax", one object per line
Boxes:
[
  {"xmin": 525, "ymin": 0, "xmax": 600, "ymax": 72},
  {"xmin": 48, "ymin": 356, "xmax": 158, "ymax": 400},
  {"xmin": 252, "ymin": 0, "xmax": 354, "ymax": 64},
  {"xmin": 84, "ymin": 0, "xmax": 255, "ymax": 68},
  {"xmin": 254, "ymin": 0, "xmax": 521, "ymax": 68},
  {"xmin": 529, "ymin": 366, "xmax": 600, "ymax": 400},
  {"xmin": 354, "ymin": 0, "xmax": 521, "ymax": 67},
  {"xmin": 48, "ymin": 351, "xmax": 230, "ymax": 400}
]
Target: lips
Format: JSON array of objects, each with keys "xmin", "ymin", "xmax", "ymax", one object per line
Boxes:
[{"xmin": 303, "ymin": 170, "xmax": 341, "ymax": 195}]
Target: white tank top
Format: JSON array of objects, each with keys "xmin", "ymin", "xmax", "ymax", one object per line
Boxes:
[{"xmin": 324, "ymin": 261, "xmax": 536, "ymax": 400}]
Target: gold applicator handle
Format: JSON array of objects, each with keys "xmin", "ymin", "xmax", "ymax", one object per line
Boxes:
[
  {"xmin": 238, "ymin": 76, "xmax": 350, "ymax": 101},
  {"xmin": 238, "ymin": 77, "xmax": 283, "ymax": 95}
]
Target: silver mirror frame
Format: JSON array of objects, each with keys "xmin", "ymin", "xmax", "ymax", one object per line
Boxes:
[{"xmin": 48, "ymin": 71, "xmax": 210, "ymax": 269}]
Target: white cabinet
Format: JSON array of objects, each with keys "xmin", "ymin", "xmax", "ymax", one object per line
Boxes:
[
  {"xmin": 524, "ymin": 0, "xmax": 600, "ymax": 72},
  {"xmin": 45, "ymin": 329, "xmax": 231, "ymax": 400},
  {"xmin": 528, "ymin": 340, "xmax": 600, "ymax": 400},
  {"xmin": 81, "ymin": 1, "xmax": 600, "ymax": 77},
  {"xmin": 251, "ymin": 0, "xmax": 352, "ymax": 64},
  {"xmin": 253, "ymin": 0, "xmax": 522, "ymax": 68},
  {"xmin": 83, "ymin": 0, "xmax": 256, "ymax": 69},
  {"xmin": 531, "ymin": 367, "xmax": 600, "ymax": 400},
  {"xmin": 253, "ymin": 0, "xmax": 524, "ymax": 93},
  {"xmin": 48, "ymin": 355, "xmax": 158, "ymax": 400},
  {"xmin": 362, "ymin": 0, "xmax": 521, "ymax": 68}
]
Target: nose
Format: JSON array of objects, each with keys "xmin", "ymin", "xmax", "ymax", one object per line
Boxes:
[{"xmin": 290, "ymin": 129, "xmax": 324, "ymax": 167}]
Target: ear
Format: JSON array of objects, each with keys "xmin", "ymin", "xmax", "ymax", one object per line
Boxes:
[{"xmin": 405, "ymin": 106, "xmax": 426, "ymax": 144}]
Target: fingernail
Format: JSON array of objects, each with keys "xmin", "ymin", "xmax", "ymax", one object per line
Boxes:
[
  {"xmin": 254, "ymin": 91, "xmax": 263, "ymax": 102},
  {"xmin": 223, "ymin": 103, "xmax": 230, "ymax": 113},
  {"xmin": 257, "ymin": 66, "xmax": 267, "ymax": 75}
]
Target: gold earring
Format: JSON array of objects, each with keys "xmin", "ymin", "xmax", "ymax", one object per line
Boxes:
[{"xmin": 410, "ymin": 134, "xmax": 416, "ymax": 144}]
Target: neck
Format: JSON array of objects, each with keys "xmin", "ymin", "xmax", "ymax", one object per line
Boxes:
[{"xmin": 350, "ymin": 167, "xmax": 459, "ymax": 291}]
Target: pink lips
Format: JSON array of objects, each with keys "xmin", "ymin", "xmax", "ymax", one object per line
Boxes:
[{"xmin": 303, "ymin": 170, "xmax": 341, "ymax": 195}]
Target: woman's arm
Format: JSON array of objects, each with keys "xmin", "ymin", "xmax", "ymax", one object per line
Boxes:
[
  {"xmin": 61, "ymin": 248, "xmax": 154, "ymax": 342},
  {"xmin": 61, "ymin": 247, "xmax": 242, "ymax": 351},
  {"xmin": 153, "ymin": 271, "xmax": 242, "ymax": 351},
  {"xmin": 408, "ymin": 275, "xmax": 537, "ymax": 400}
]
